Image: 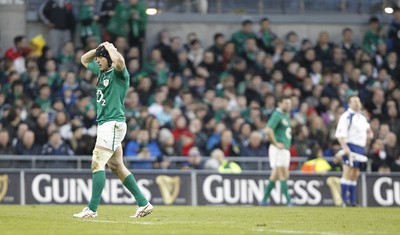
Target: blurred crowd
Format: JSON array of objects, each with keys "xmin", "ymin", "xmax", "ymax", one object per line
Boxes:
[{"xmin": 1, "ymin": 0, "xmax": 400, "ymax": 173}]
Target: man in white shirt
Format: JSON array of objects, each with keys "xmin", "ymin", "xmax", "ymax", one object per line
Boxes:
[{"xmin": 335, "ymin": 95, "xmax": 373, "ymax": 206}]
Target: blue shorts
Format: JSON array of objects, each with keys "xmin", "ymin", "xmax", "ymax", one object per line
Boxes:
[{"xmin": 343, "ymin": 143, "xmax": 365, "ymax": 168}]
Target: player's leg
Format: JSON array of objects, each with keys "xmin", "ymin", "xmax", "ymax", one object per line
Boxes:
[
  {"xmin": 107, "ymin": 145, "xmax": 149, "ymax": 207},
  {"xmin": 261, "ymin": 145, "xmax": 279, "ymax": 204},
  {"xmin": 278, "ymin": 150, "xmax": 291, "ymax": 205},
  {"xmin": 340, "ymin": 164, "xmax": 352, "ymax": 206},
  {"xmin": 73, "ymin": 144, "xmax": 114, "ymax": 218},
  {"xmin": 348, "ymin": 167, "xmax": 360, "ymax": 206},
  {"xmin": 261, "ymin": 168, "xmax": 278, "ymax": 204}
]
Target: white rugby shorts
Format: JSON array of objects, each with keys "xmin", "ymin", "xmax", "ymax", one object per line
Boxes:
[
  {"xmin": 268, "ymin": 144, "xmax": 291, "ymax": 168},
  {"xmin": 96, "ymin": 121, "xmax": 127, "ymax": 151}
]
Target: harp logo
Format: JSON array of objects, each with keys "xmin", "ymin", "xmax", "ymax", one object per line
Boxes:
[
  {"xmin": 0, "ymin": 175, "xmax": 8, "ymax": 202},
  {"xmin": 156, "ymin": 175, "xmax": 180, "ymax": 205}
]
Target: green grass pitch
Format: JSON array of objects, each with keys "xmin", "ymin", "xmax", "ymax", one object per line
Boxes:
[{"xmin": 0, "ymin": 205, "xmax": 399, "ymax": 235}]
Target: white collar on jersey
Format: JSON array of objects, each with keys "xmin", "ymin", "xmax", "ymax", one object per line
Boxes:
[{"xmin": 101, "ymin": 67, "xmax": 114, "ymax": 73}]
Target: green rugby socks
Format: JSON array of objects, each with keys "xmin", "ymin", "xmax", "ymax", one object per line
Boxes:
[
  {"xmin": 123, "ymin": 174, "xmax": 148, "ymax": 206},
  {"xmin": 88, "ymin": 170, "xmax": 106, "ymax": 212},
  {"xmin": 281, "ymin": 180, "xmax": 291, "ymax": 204},
  {"xmin": 262, "ymin": 181, "xmax": 276, "ymax": 202}
]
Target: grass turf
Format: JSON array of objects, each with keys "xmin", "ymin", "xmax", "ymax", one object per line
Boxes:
[{"xmin": 0, "ymin": 205, "xmax": 399, "ymax": 235}]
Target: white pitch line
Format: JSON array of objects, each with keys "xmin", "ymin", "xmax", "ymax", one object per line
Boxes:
[
  {"xmin": 254, "ymin": 229, "xmax": 348, "ymax": 235},
  {"xmin": 80, "ymin": 219, "xmax": 156, "ymax": 225}
]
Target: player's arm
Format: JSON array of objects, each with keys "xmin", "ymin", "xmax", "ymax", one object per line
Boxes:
[
  {"xmin": 265, "ymin": 127, "xmax": 284, "ymax": 149},
  {"xmin": 367, "ymin": 126, "xmax": 373, "ymax": 139},
  {"xmin": 104, "ymin": 42, "xmax": 125, "ymax": 71},
  {"xmin": 335, "ymin": 114, "xmax": 350, "ymax": 155},
  {"xmin": 81, "ymin": 49, "xmax": 96, "ymax": 68},
  {"xmin": 337, "ymin": 137, "xmax": 350, "ymax": 155}
]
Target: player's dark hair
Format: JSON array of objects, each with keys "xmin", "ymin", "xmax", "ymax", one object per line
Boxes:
[
  {"xmin": 277, "ymin": 95, "xmax": 291, "ymax": 104},
  {"xmin": 95, "ymin": 46, "xmax": 112, "ymax": 67},
  {"xmin": 260, "ymin": 17, "xmax": 269, "ymax": 23}
]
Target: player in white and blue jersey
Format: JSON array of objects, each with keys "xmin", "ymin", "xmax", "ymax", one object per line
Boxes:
[{"xmin": 335, "ymin": 95, "xmax": 373, "ymax": 206}]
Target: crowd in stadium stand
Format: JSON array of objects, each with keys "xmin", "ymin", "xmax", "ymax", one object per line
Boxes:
[{"xmin": 1, "ymin": 0, "xmax": 400, "ymax": 173}]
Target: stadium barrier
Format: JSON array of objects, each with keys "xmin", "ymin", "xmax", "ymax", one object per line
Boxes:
[
  {"xmin": 0, "ymin": 169, "xmax": 399, "ymax": 207},
  {"xmin": 0, "ymin": 155, "xmax": 311, "ymax": 170}
]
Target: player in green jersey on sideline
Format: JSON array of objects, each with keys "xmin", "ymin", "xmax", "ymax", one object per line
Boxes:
[
  {"xmin": 73, "ymin": 41, "xmax": 153, "ymax": 218},
  {"xmin": 260, "ymin": 96, "xmax": 293, "ymax": 206}
]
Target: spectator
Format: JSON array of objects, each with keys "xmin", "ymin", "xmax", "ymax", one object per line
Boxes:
[
  {"xmin": 257, "ymin": 17, "xmax": 277, "ymax": 54},
  {"xmin": 242, "ymin": 130, "xmax": 268, "ymax": 157},
  {"xmin": 213, "ymin": 129, "xmax": 241, "ymax": 157},
  {"xmin": 231, "ymin": 20, "xmax": 256, "ymax": 55},
  {"xmin": 208, "ymin": 33, "xmax": 225, "ymax": 65},
  {"xmin": 340, "ymin": 28, "xmax": 359, "ymax": 61},
  {"xmin": 0, "ymin": 129, "xmax": 14, "ymax": 154},
  {"xmin": 79, "ymin": 0, "xmax": 101, "ymax": 48},
  {"xmin": 181, "ymin": 147, "xmax": 204, "ymax": 170},
  {"xmin": 4, "ymin": 35, "xmax": 31, "ymax": 74},
  {"xmin": 41, "ymin": 131, "xmax": 74, "ymax": 156},
  {"xmin": 127, "ymin": 0, "xmax": 148, "ymax": 53},
  {"xmin": 188, "ymin": 39, "xmax": 204, "ymax": 67},
  {"xmin": 314, "ymin": 31, "xmax": 334, "ymax": 66},
  {"xmin": 15, "ymin": 130, "xmax": 41, "ymax": 155},
  {"xmin": 125, "ymin": 129, "xmax": 160, "ymax": 169},
  {"xmin": 208, "ymin": 148, "xmax": 242, "ymax": 174},
  {"xmin": 301, "ymin": 143, "xmax": 332, "ymax": 173},
  {"xmin": 362, "ymin": 16, "xmax": 385, "ymax": 56},
  {"xmin": 38, "ymin": 0, "xmax": 75, "ymax": 56},
  {"xmin": 369, "ymin": 138, "xmax": 392, "ymax": 173},
  {"xmin": 387, "ymin": 7, "xmax": 400, "ymax": 57},
  {"xmin": 98, "ymin": 0, "xmax": 119, "ymax": 42}
]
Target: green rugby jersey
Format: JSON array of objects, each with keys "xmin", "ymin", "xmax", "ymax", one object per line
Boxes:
[
  {"xmin": 267, "ymin": 108, "xmax": 292, "ymax": 150},
  {"xmin": 88, "ymin": 61, "xmax": 129, "ymax": 125}
]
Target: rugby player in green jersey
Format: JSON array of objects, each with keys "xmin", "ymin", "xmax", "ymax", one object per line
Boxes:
[
  {"xmin": 73, "ymin": 42, "xmax": 152, "ymax": 218},
  {"xmin": 260, "ymin": 96, "xmax": 293, "ymax": 206}
]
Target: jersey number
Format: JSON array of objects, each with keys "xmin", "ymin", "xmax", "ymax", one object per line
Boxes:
[
  {"xmin": 286, "ymin": 128, "xmax": 292, "ymax": 139},
  {"xmin": 96, "ymin": 90, "xmax": 106, "ymax": 106}
]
